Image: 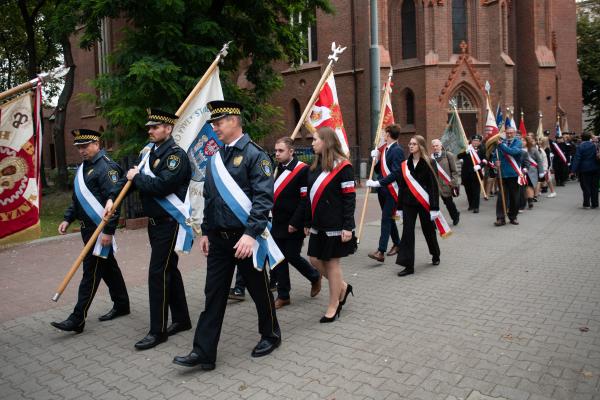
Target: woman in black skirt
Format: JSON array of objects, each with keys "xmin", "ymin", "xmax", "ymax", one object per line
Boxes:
[
  {"xmin": 395, "ymin": 135, "xmax": 441, "ymax": 276},
  {"xmin": 304, "ymin": 127, "xmax": 356, "ymax": 322}
]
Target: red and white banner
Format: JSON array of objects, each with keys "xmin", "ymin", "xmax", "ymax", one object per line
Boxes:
[
  {"xmin": 484, "ymin": 100, "xmax": 499, "ymax": 142},
  {"xmin": 518, "ymin": 115, "xmax": 528, "ymax": 139},
  {"xmin": 306, "ymin": 73, "xmax": 349, "ymax": 155},
  {"xmin": 0, "ymin": 90, "xmax": 42, "ymax": 244},
  {"xmin": 551, "ymin": 142, "xmax": 567, "ymax": 165},
  {"xmin": 377, "ymin": 84, "xmax": 395, "ymax": 148},
  {"xmin": 309, "ymin": 160, "xmax": 350, "ymax": 217},
  {"xmin": 401, "ymin": 161, "xmax": 452, "ymax": 238},
  {"xmin": 273, "ymin": 161, "xmax": 306, "ymax": 203}
]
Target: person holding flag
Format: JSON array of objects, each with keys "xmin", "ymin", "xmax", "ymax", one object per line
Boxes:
[
  {"xmin": 51, "ymin": 129, "xmax": 130, "ymax": 334},
  {"xmin": 491, "ymin": 126, "xmax": 523, "ymax": 226},
  {"xmin": 365, "ymin": 124, "xmax": 405, "ymax": 262},
  {"xmin": 457, "ymin": 134, "xmax": 487, "ymax": 213},
  {"xmin": 104, "ymin": 109, "xmax": 193, "ymax": 350},
  {"xmin": 173, "ymin": 101, "xmax": 282, "ymax": 370}
]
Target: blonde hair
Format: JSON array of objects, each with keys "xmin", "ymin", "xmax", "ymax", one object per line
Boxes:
[
  {"xmin": 311, "ymin": 127, "xmax": 349, "ymax": 171},
  {"xmin": 539, "ymin": 137, "xmax": 549, "ymax": 150}
]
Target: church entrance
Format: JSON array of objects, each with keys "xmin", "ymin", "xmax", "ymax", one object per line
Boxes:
[{"xmin": 447, "ymin": 89, "xmax": 479, "ymax": 138}]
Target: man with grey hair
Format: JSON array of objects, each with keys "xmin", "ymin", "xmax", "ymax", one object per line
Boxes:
[{"xmin": 431, "ymin": 139, "xmax": 460, "ymax": 226}]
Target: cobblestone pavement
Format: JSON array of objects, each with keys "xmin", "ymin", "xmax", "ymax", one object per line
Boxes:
[{"xmin": 1, "ymin": 182, "xmax": 599, "ymax": 400}]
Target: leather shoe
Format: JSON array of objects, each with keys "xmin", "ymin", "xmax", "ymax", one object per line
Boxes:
[
  {"xmin": 167, "ymin": 322, "xmax": 192, "ymax": 336},
  {"xmin": 397, "ymin": 267, "xmax": 414, "ymax": 277},
  {"xmin": 50, "ymin": 319, "xmax": 84, "ymax": 334},
  {"xmin": 134, "ymin": 333, "xmax": 167, "ymax": 350},
  {"xmin": 473, "ymin": 209, "xmax": 479, "ymax": 213},
  {"xmin": 98, "ymin": 308, "xmax": 130, "ymax": 322},
  {"xmin": 310, "ymin": 275, "xmax": 322, "ymax": 297},
  {"xmin": 452, "ymin": 215, "xmax": 460, "ymax": 226},
  {"xmin": 274, "ymin": 298, "xmax": 290, "ymax": 309},
  {"xmin": 368, "ymin": 250, "xmax": 385, "ymax": 262},
  {"xmin": 432, "ymin": 256, "xmax": 440, "ymax": 266},
  {"xmin": 251, "ymin": 337, "xmax": 281, "ymax": 358},
  {"xmin": 494, "ymin": 219, "xmax": 506, "ymax": 226},
  {"xmin": 172, "ymin": 352, "xmax": 215, "ymax": 370},
  {"xmin": 386, "ymin": 245, "xmax": 400, "ymax": 256},
  {"xmin": 509, "ymin": 219, "xmax": 519, "ymax": 225}
]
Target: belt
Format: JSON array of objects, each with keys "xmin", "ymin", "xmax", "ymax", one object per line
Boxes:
[
  {"xmin": 213, "ymin": 229, "xmax": 245, "ymax": 240},
  {"xmin": 148, "ymin": 216, "xmax": 176, "ymax": 225}
]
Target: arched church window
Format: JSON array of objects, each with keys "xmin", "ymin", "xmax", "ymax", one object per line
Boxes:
[
  {"xmin": 401, "ymin": 0, "xmax": 417, "ymax": 59},
  {"xmin": 450, "ymin": 90, "xmax": 477, "ymax": 112},
  {"xmin": 291, "ymin": 99, "xmax": 302, "ymax": 125},
  {"xmin": 405, "ymin": 90, "xmax": 415, "ymax": 125},
  {"xmin": 452, "ymin": 0, "xmax": 468, "ymax": 54}
]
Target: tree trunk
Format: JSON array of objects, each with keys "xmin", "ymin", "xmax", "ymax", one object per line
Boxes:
[{"xmin": 52, "ymin": 36, "xmax": 74, "ymax": 190}]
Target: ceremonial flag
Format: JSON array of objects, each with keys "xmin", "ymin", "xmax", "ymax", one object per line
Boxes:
[
  {"xmin": 536, "ymin": 113, "xmax": 544, "ymax": 140},
  {"xmin": 171, "ymin": 67, "xmax": 224, "ymax": 230},
  {"xmin": 305, "ymin": 73, "xmax": 349, "ymax": 155},
  {"xmin": 377, "ymin": 83, "xmax": 395, "ymax": 148},
  {"xmin": 562, "ymin": 116, "xmax": 569, "ymax": 133},
  {"xmin": 495, "ymin": 104, "xmax": 503, "ymax": 127},
  {"xmin": 441, "ymin": 110, "xmax": 467, "ymax": 156},
  {"xmin": 518, "ymin": 112, "xmax": 527, "ymax": 139},
  {"xmin": 484, "ymin": 98, "xmax": 499, "ymax": 142},
  {"xmin": 555, "ymin": 117, "xmax": 562, "ymax": 138},
  {"xmin": 0, "ymin": 89, "xmax": 43, "ymax": 245}
]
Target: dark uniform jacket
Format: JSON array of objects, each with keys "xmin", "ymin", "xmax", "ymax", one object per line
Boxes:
[
  {"xmin": 375, "ymin": 142, "xmax": 405, "ymax": 191},
  {"xmin": 305, "ymin": 161, "xmax": 356, "ymax": 232},
  {"xmin": 110, "ymin": 136, "xmax": 191, "ymax": 219},
  {"xmin": 64, "ymin": 149, "xmax": 122, "ymax": 235},
  {"xmin": 396, "ymin": 155, "xmax": 440, "ymax": 212},
  {"xmin": 457, "ymin": 146, "xmax": 486, "ymax": 183},
  {"xmin": 201, "ymin": 133, "xmax": 274, "ymax": 239},
  {"xmin": 271, "ymin": 156, "xmax": 308, "ymax": 239},
  {"xmin": 571, "ymin": 141, "xmax": 600, "ymax": 173}
]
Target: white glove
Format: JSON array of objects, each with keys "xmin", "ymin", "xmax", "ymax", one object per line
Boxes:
[
  {"xmin": 522, "ymin": 168, "xmax": 528, "ymax": 173},
  {"xmin": 395, "ymin": 210, "xmax": 403, "ymax": 219},
  {"xmin": 366, "ymin": 179, "xmax": 381, "ymax": 188},
  {"xmin": 430, "ymin": 210, "xmax": 440, "ymax": 221},
  {"xmin": 539, "ymin": 173, "xmax": 545, "ymax": 179},
  {"xmin": 370, "ymin": 149, "xmax": 380, "ymax": 160},
  {"xmin": 473, "ymin": 165, "xmax": 482, "ymax": 172},
  {"xmin": 481, "ymin": 159, "xmax": 488, "ymax": 165}
]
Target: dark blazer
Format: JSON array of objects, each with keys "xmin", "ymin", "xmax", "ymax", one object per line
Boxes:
[
  {"xmin": 271, "ymin": 156, "xmax": 309, "ymax": 239},
  {"xmin": 571, "ymin": 141, "xmax": 600, "ymax": 173},
  {"xmin": 305, "ymin": 161, "xmax": 356, "ymax": 232},
  {"xmin": 397, "ymin": 155, "xmax": 439, "ymax": 211},
  {"xmin": 375, "ymin": 142, "xmax": 405, "ymax": 187},
  {"xmin": 457, "ymin": 145, "xmax": 486, "ymax": 183}
]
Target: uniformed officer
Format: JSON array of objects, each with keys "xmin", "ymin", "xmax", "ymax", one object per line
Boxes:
[
  {"xmin": 104, "ymin": 109, "xmax": 192, "ymax": 350},
  {"xmin": 457, "ymin": 134, "xmax": 487, "ymax": 213},
  {"xmin": 173, "ymin": 101, "xmax": 281, "ymax": 370},
  {"xmin": 51, "ymin": 129, "xmax": 130, "ymax": 334}
]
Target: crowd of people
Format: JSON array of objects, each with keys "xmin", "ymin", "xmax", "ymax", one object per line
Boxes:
[{"xmin": 49, "ymin": 100, "xmax": 599, "ymax": 371}]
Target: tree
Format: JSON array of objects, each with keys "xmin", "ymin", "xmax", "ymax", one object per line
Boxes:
[
  {"xmin": 77, "ymin": 0, "xmax": 332, "ymax": 156},
  {"xmin": 577, "ymin": 0, "xmax": 600, "ymax": 133}
]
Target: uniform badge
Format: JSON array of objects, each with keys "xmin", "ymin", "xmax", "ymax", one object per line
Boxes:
[
  {"xmin": 167, "ymin": 155, "xmax": 180, "ymax": 170},
  {"xmin": 108, "ymin": 170, "xmax": 119, "ymax": 183},
  {"xmin": 233, "ymin": 155, "xmax": 243, "ymax": 167},
  {"xmin": 153, "ymin": 159, "xmax": 160, "ymax": 168},
  {"xmin": 86, "ymin": 168, "xmax": 94, "ymax": 176},
  {"xmin": 260, "ymin": 159, "xmax": 272, "ymax": 176}
]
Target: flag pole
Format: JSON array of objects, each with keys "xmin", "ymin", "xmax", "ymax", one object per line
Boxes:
[
  {"xmin": 290, "ymin": 42, "xmax": 346, "ymax": 140},
  {"xmin": 0, "ymin": 66, "xmax": 70, "ymax": 102},
  {"xmin": 51, "ymin": 43, "xmax": 231, "ymax": 302},
  {"xmin": 357, "ymin": 68, "xmax": 393, "ymax": 244},
  {"xmin": 454, "ymin": 103, "xmax": 488, "ymax": 200},
  {"xmin": 495, "ymin": 148, "xmax": 508, "ymax": 217}
]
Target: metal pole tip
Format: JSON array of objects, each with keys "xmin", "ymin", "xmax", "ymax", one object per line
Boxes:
[{"xmin": 51, "ymin": 293, "xmax": 61, "ymax": 302}]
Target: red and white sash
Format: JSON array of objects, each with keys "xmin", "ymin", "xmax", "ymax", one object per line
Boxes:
[
  {"xmin": 401, "ymin": 161, "xmax": 452, "ymax": 238},
  {"xmin": 551, "ymin": 142, "xmax": 568, "ymax": 165},
  {"xmin": 432, "ymin": 158, "xmax": 452, "ymax": 186},
  {"xmin": 527, "ymin": 155, "xmax": 538, "ymax": 169},
  {"xmin": 309, "ymin": 160, "xmax": 351, "ymax": 217},
  {"xmin": 501, "ymin": 153, "xmax": 527, "ymax": 186},
  {"xmin": 380, "ymin": 145, "xmax": 399, "ymax": 203},
  {"xmin": 274, "ymin": 161, "xmax": 306, "ymax": 203},
  {"xmin": 468, "ymin": 145, "xmax": 481, "ymax": 166}
]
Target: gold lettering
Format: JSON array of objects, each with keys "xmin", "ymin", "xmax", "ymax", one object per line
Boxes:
[
  {"xmin": 0, "ymin": 203, "xmax": 32, "ymax": 221},
  {"xmin": 22, "ymin": 141, "xmax": 35, "ymax": 156},
  {"xmin": 0, "ymin": 131, "xmax": 11, "ymax": 140}
]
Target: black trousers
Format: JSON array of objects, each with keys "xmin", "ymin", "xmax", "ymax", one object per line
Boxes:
[
  {"xmin": 580, "ymin": 171, "xmax": 600, "ymax": 207},
  {"xmin": 396, "ymin": 204, "xmax": 440, "ymax": 268},
  {"xmin": 271, "ymin": 236, "xmax": 320, "ymax": 300},
  {"xmin": 192, "ymin": 230, "xmax": 280, "ymax": 364},
  {"xmin": 441, "ymin": 196, "xmax": 460, "ymax": 221},
  {"xmin": 554, "ymin": 162, "xmax": 569, "ymax": 185},
  {"xmin": 377, "ymin": 189, "xmax": 400, "ymax": 252},
  {"xmin": 147, "ymin": 220, "xmax": 190, "ymax": 334},
  {"xmin": 496, "ymin": 177, "xmax": 520, "ymax": 221},
  {"xmin": 69, "ymin": 227, "xmax": 129, "ymax": 325},
  {"xmin": 463, "ymin": 178, "xmax": 480, "ymax": 210}
]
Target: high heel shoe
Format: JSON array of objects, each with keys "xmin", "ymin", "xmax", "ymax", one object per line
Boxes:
[
  {"xmin": 320, "ymin": 303, "xmax": 342, "ymax": 323},
  {"xmin": 340, "ymin": 284, "xmax": 354, "ymax": 306}
]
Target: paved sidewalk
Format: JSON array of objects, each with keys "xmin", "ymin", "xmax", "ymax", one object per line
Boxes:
[{"xmin": 1, "ymin": 183, "xmax": 599, "ymax": 400}]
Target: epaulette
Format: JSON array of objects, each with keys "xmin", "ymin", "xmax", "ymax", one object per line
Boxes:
[{"xmin": 249, "ymin": 140, "xmax": 267, "ymax": 153}]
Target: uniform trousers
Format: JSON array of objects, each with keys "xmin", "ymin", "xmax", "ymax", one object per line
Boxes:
[
  {"xmin": 554, "ymin": 162, "xmax": 569, "ymax": 185},
  {"xmin": 496, "ymin": 177, "xmax": 520, "ymax": 221},
  {"xmin": 69, "ymin": 227, "xmax": 129, "ymax": 325},
  {"xmin": 441, "ymin": 195, "xmax": 460, "ymax": 222},
  {"xmin": 396, "ymin": 204, "xmax": 440, "ymax": 268},
  {"xmin": 377, "ymin": 189, "xmax": 400, "ymax": 252},
  {"xmin": 579, "ymin": 171, "xmax": 600, "ymax": 208},
  {"xmin": 192, "ymin": 230, "xmax": 280, "ymax": 364},
  {"xmin": 147, "ymin": 220, "xmax": 190, "ymax": 334},
  {"xmin": 271, "ymin": 236, "xmax": 320, "ymax": 300},
  {"xmin": 463, "ymin": 178, "xmax": 480, "ymax": 210}
]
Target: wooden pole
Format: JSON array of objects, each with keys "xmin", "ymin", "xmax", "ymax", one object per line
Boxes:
[
  {"xmin": 453, "ymin": 105, "xmax": 488, "ymax": 199},
  {"xmin": 356, "ymin": 69, "xmax": 393, "ymax": 244},
  {"xmin": 51, "ymin": 44, "xmax": 231, "ymax": 302},
  {"xmin": 0, "ymin": 66, "xmax": 70, "ymax": 102},
  {"xmin": 495, "ymin": 148, "xmax": 508, "ymax": 218}
]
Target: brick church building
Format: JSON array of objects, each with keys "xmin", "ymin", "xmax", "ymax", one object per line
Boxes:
[{"xmin": 55, "ymin": 0, "xmax": 582, "ymax": 165}]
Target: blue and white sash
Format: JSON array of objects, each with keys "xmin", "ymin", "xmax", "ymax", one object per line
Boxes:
[
  {"xmin": 210, "ymin": 151, "xmax": 284, "ymax": 271},
  {"xmin": 74, "ymin": 165, "xmax": 118, "ymax": 258},
  {"xmin": 140, "ymin": 145, "xmax": 194, "ymax": 253}
]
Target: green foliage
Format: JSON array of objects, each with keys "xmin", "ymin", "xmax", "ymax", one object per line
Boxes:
[
  {"xmin": 77, "ymin": 0, "xmax": 332, "ymax": 156},
  {"xmin": 577, "ymin": 1, "xmax": 600, "ymax": 133}
]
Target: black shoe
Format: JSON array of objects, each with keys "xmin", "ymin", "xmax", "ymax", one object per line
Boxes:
[
  {"xmin": 251, "ymin": 337, "xmax": 281, "ymax": 357},
  {"xmin": 452, "ymin": 215, "xmax": 460, "ymax": 226},
  {"xmin": 340, "ymin": 284, "xmax": 354, "ymax": 306},
  {"xmin": 467, "ymin": 207, "xmax": 473, "ymax": 211},
  {"xmin": 432, "ymin": 257, "xmax": 440, "ymax": 266},
  {"xmin": 51, "ymin": 319, "xmax": 84, "ymax": 334},
  {"xmin": 167, "ymin": 322, "xmax": 192, "ymax": 336},
  {"xmin": 269, "ymin": 281, "xmax": 277, "ymax": 292},
  {"xmin": 228, "ymin": 288, "xmax": 245, "ymax": 301},
  {"xmin": 473, "ymin": 209, "xmax": 479, "ymax": 213},
  {"xmin": 509, "ymin": 219, "xmax": 519, "ymax": 225},
  {"xmin": 134, "ymin": 333, "xmax": 167, "ymax": 350},
  {"xmin": 172, "ymin": 352, "xmax": 215, "ymax": 370},
  {"xmin": 320, "ymin": 302, "xmax": 343, "ymax": 323},
  {"xmin": 494, "ymin": 219, "xmax": 506, "ymax": 227},
  {"xmin": 397, "ymin": 267, "xmax": 414, "ymax": 277},
  {"xmin": 98, "ymin": 308, "xmax": 130, "ymax": 322}
]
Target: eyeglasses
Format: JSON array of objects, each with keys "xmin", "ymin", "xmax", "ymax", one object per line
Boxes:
[{"xmin": 408, "ymin": 143, "xmax": 418, "ymax": 146}]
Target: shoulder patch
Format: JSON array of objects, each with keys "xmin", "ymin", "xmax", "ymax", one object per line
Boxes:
[
  {"xmin": 167, "ymin": 154, "xmax": 180, "ymax": 171},
  {"xmin": 108, "ymin": 170, "xmax": 119, "ymax": 184},
  {"xmin": 260, "ymin": 159, "xmax": 272, "ymax": 177}
]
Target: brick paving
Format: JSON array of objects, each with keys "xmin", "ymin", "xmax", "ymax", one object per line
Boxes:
[{"xmin": 1, "ymin": 182, "xmax": 599, "ymax": 400}]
